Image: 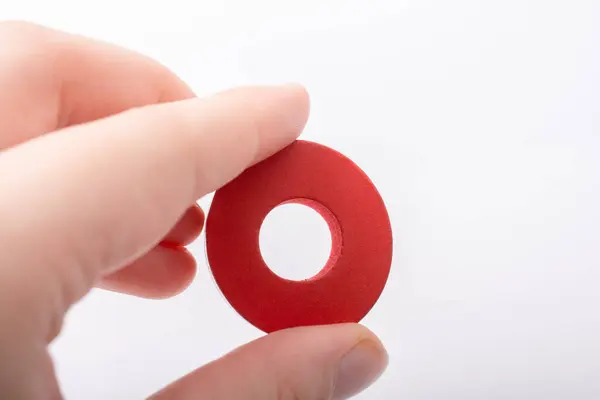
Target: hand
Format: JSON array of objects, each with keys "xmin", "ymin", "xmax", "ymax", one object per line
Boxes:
[{"xmin": 0, "ymin": 22, "xmax": 388, "ymax": 399}]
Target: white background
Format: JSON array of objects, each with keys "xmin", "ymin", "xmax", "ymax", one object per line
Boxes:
[{"xmin": 3, "ymin": 0, "xmax": 600, "ymax": 398}]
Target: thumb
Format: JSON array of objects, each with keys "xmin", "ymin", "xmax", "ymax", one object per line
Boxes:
[{"xmin": 149, "ymin": 324, "xmax": 388, "ymax": 400}]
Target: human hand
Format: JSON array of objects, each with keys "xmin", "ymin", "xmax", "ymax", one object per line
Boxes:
[{"xmin": 0, "ymin": 22, "xmax": 388, "ymax": 399}]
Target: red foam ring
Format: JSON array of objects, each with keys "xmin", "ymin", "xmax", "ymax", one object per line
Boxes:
[{"xmin": 206, "ymin": 140, "xmax": 393, "ymax": 333}]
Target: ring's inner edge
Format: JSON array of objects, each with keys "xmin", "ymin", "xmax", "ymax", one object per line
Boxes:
[{"xmin": 263, "ymin": 198, "xmax": 342, "ymax": 282}]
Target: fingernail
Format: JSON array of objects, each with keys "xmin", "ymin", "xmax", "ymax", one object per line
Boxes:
[{"xmin": 333, "ymin": 339, "xmax": 389, "ymax": 399}]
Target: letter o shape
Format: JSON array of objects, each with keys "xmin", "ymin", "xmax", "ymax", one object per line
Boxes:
[{"xmin": 206, "ymin": 140, "xmax": 393, "ymax": 333}]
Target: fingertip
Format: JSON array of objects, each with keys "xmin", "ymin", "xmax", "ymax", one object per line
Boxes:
[
  {"xmin": 270, "ymin": 323, "xmax": 388, "ymax": 400},
  {"xmin": 332, "ymin": 325, "xmax": 389, "ymax": 400},
  {"xmin": 350, "ymin": 323, "xmax": 388, "ymax": 356},
  {"xmin": 98, "ymin": 246, "xmax": 197, "ymax": 299},
  {"xmin": 162, "ymin": 203, "xmax": 205, "ymax": 247},
  {"xmin": 161, "ymin": 83, "xmax": 313, "ymax": 198},
  {"xmin": 281, "ymin": 83, "xmax": 311, "ymax": 120},
  {"xmin": 271, "ymin": 323, "xmax": 386, "ymax": 361},
  {"xmin": 251, "ymin": 83, "xmax": 311, "ymax": 164}
]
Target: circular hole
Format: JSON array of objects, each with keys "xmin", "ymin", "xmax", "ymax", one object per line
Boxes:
[{"xmin": 259, "ymin": 202, "xmax": 333, "ymax": 281}]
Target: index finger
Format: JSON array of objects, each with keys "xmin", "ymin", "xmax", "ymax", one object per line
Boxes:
[{"xmin": 0, "ymin": 84, "xmax": 309, "ymax": 342}]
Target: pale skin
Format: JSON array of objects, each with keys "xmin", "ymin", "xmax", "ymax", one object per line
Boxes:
[{"xmin": 0, "ymin": 22, "xmax": 388, "ymax": 399}]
